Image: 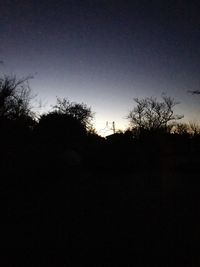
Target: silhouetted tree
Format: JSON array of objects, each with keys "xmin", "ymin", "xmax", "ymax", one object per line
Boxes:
[
  {"xmin": 173, "ymin": 122, "xmax": 190, "ymax": 135},
  {"xmin": 0, "ymin": 75, "xmax": 37, "ymax": 173},
  {"xmin": 127, "ymin": 95, "xmax": 183, "ymax": 132},
  {"xmin": 189, "ymin": 121, "xmax": 200, "ymax": 135},
  {"xmin": 53, "ymin": 97, "xmax": 94, "ymax": 130},
  {"xmin": 37, "ymin": 111, "xmax": 87, "ymax": 148},
  {"xmin": 0, "ymin": 75, "xmax": 35, "ymax": 125}
]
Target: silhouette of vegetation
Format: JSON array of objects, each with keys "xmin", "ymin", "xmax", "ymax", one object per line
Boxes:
[
  {"xmin": 2, "ymin": 74, "xmax": 200, "ymax": 266},
  {"xmin": 189, "ymin": 121, "xmax": 200, "ymax": 135},
  {"xmin": 172, "ymin": 122, "xmax": 190, "ymax": 135},
  {"xmin": 37, "ymin": 111, "xmax": 87, "ymax": 144},
  {"xmin": 128, "ymin": 95, "xmax": 183, "ymax": 132},
  {"xmin": 0, "ymin": 75, "xmax": 35, "ymax": 123},
  {"xmin": 53, "ymin": 97, "xmax": 94, "ymax": 130}
]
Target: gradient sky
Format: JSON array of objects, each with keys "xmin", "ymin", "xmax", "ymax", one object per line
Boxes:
[{"xmin": 1, "ymin": 0, "xmax": 200, "ymax": 134}]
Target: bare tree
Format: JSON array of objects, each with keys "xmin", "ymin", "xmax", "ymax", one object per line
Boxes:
[
  {"xmin": 189, "ymin": 121, "xmax": 200, "ymax": 135},
  {"xmin": 173, "ymin": 122, "xmax": 190, "ymax": 135},
  {"xmin": 0, "ymin": 75, "xmax": 35, "ymax": 122},
  {"xmin": 127, "ymin": 95, "xmax": 183, "ymax": 131}
]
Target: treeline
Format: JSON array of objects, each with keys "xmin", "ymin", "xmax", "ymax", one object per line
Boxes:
[
  {"xmin": 0, "ymin": 75, "xmax": 200, "ymax": 181},
  {"xmin": 1, "ymin": 75, "xmax": 200, "ymax": 265}
]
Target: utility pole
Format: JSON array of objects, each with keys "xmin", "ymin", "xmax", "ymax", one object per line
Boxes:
[
  {"xmin": 100, "ymin": 121, "xmax": 116, "ymax": 136},
  {"xmin": 112, "ymin": 121, "xmax": 115, "ymax": 134}
]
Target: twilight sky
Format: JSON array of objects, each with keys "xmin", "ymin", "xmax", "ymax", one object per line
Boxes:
[{"xmin": 1, "ymin": 0, "xmax": 200, "ymax": 134}]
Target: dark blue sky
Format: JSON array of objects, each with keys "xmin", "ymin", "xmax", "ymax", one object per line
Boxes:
[{"xmin": 1, "ymin": 0, "xmax": 200, "ymax": 133}]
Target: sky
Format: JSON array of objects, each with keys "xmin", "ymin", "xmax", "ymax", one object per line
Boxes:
[{"xmin": 1, "ymin": 0, "xmax": 200, "ymax": 134}]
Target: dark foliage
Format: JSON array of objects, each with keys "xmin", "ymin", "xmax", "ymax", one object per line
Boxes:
[
  {"xmin": 53, "ymin": 97, "xmax": 94, "ymax": 130},
  {"xmin": 0, "ymin": 75, "xmax": 35, "ymax": 123},
  {"xmin": 37, "ymin": 111, "xmax": 87, "ymax": 143}
]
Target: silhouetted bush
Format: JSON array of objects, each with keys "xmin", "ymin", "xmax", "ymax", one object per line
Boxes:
[
  {"xmin": 53, "ymin": 97, "xmax": 94, "ymax": 131},
  {"xmin": 37, "ymin": 112, "xmax": 87, "ymax": 144}
]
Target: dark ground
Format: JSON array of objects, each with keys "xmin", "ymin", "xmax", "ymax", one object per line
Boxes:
[
  {"xmin": 1, "ymin": 129, "xmax": 200, "ymax": 266},
  {"xmin": 1, "ymin": 161, "xmax": 200, "ymax": 266}
]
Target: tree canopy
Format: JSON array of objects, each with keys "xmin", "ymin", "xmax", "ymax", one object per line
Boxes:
[
  {"xmin": 52, "ymin": 97, "xmax": 94, "ymax": 130},
  {"xmin": 127, "ymin": 95, "xmax": 183, "ymax": 131},
  {"xmin": 0, "ymin": 75, "xmax": 35, "ymax": 123}
]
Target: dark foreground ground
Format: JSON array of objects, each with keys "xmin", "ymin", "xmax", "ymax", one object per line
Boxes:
[{"xmin": 1, "ymin": 159, "xmax": 200, "ymax": 266}]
